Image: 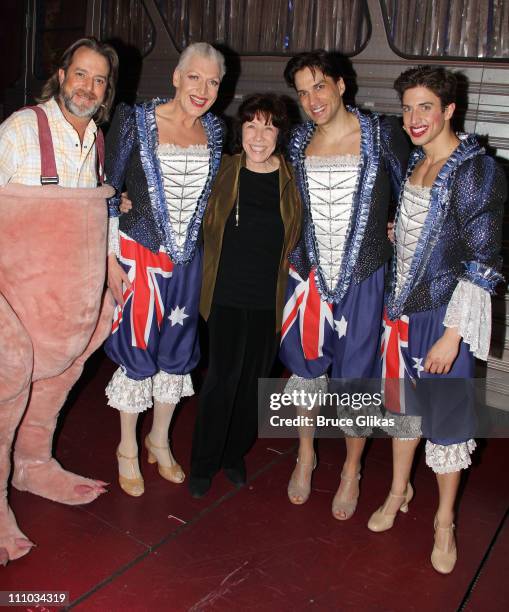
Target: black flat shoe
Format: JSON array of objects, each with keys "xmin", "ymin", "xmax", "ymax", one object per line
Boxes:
[
  {"xmin": 189, "ymin": 476, "xmax": 211, "ymax": 499},
  {"xmin": 223, "ymin": 462, "xmax": 246, "ymax": 488}
]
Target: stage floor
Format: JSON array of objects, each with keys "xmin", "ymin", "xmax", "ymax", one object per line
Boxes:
[{"xmin": 3, "ymin": 354, "xmax": 508, "ymax": 611}]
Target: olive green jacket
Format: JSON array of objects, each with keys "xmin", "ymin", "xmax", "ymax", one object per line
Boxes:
[{"xmin": 200, "ymin": 152, "xmax": 302, "ymax": 332}]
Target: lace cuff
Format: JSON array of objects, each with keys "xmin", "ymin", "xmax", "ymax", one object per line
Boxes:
[
  {"xmin": 106, "ymin": 367, "xmax": 152, "ymax": 413},
  {"xmin": 152, "ymin": 371, "xmax": 194, "ymax": 404},
  {"xmin": 425, "ymin": 439, "xmax": 476, "ymax": 474},
  {"xmin": 108, "ymin": 216, "xmax": 120, "ymax": 257},
  {"xmin": 443, "ymin": 279, "xmax": 491, "ymax": 360}
]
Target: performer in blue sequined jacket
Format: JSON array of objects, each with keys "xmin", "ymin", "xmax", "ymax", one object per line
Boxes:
[
  {"xmin": 368, "ymin": 66, "xmax": 505, "ymax": 575},
  {"xmin": 279, "ymin": 50, "xmax": 409, "ymax": 520},
  {"xmin": 103, "ymin": 43, "xmax": 224, "ymax": 498},
  {"xmin": 386, "ymin": 136, "xmax": 504, "ymax": 319}
]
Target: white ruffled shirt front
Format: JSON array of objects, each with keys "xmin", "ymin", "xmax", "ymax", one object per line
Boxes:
[{"xmin": 396, "ymin": 182, "xmax": 491, "ymax": 360}]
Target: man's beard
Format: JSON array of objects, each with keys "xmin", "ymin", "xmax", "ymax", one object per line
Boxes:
[{"xmin": 60, "ymin": 88, "xmax": 101, "ymax": 119}]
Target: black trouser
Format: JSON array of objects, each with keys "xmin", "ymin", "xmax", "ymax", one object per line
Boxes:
[{"xmin": 191, "ymin": 304, "xmax": 279, "ymax": 478}]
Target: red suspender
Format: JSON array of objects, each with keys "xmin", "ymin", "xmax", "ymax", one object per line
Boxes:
[
  {"xmin": 22, "ymin": 105, "xmax": 105, "ymax": 185},
  {"xmin": 95, "ymin": 128, "xmax": 105, "ymax": 185},
  {"xmin": 25, "ymin": 106, "xmax": 59, "ymax": 185}
]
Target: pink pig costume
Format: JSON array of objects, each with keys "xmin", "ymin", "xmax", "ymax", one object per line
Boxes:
[{"xmin": 0, "ymin": 102, "xmax": 114, "ymax": 564}]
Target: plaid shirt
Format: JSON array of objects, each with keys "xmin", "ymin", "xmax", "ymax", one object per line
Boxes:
[{"xmin": 0, "ymin": 97, "xmax": 99, "ymax": 187}]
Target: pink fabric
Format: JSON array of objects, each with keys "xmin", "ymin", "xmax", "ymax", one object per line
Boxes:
[
  {"xmin": 0, "ymin": 183, "xmax": 113, "ymax": 379},
  {"xmin": 0, "ymin": 182, "xmax": 114, "ymax": 563}
]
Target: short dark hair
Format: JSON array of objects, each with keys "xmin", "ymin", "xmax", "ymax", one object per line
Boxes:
[
  {"xmin": 233, "ymin": 93, "xmax": 289, "ymax": 154},
  {"xmin": 38, "ymin": 37, "xmax": 119, "ymax": 124},
  {"xmin": 284, "ymin": 49, "xmax": 343, "ymax": 89},
  {"xmin": 394, "ymin": 65, "xmax": 457, "ymax": 108}
]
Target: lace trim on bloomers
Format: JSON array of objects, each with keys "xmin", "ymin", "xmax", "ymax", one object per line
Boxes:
[
  {"xmin": 425, "ymin": 439, "xmax": 476, "ymax": 474},
  {"xmin": 108, "ymin": 216, "xmax": 120, "ymax": 257},
  {"xmin": 443, "ymin": 279, "xmax": 491, "ymax": 360},
  {"xmin": 152, "ymin": 370, "xmax": 194, "ymax": 404},
  {"xmin": 106, "ymin": 368, "xmax": 152, "ymax": 413},
  {"xmin": 379, "ymin": 411, "xmax": 423, "ymax": 440},
  {"xmin": 106, "ymin": 367, "xmax": 194, "ymax": 413}
]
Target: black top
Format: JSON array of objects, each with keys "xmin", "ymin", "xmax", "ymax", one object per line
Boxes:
[{"xmin": 213, "ymin": 167, "xmax": 284, "ymax": 309}]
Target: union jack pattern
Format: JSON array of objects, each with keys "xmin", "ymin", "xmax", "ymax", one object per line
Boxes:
[
  {"xmin": 279, "ymin": 265, "xmax": 385, "ymax": 380},
  {"xmin": 381, "ymin": 309, "xmax": 410, "ymax": 414},
  {"xmin": 111, "ymin": 232, "xmax": 174, "ymax": 349},
  {"xmin": 281, "ymin": 267, "xmax": 334, "ymax": 360}
]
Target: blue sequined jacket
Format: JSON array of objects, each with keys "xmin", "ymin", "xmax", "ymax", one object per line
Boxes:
[
  {"xmin": 386, "ymin": 134, "xmax": 506, "ymax": 320},
  {"xmin": 288, "ymin": 108, "xmax": 409, "ymax": 303},
  {"xmin": 105, "ymin": 99, "xmax": 223, "ymax": 264}
]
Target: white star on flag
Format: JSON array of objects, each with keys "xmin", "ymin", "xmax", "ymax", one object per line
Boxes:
[
  {"xmin": 168, "ymin": 305, "xmax": 189, "ymax": 326},
  {"xmin": 334, "ymin": 316, "xmax": 348, "ymax": 339},
  {"xmin": 412, "ymin": 357, "xmax": 424, "ymax": 377}
]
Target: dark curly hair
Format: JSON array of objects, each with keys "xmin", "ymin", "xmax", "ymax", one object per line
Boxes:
[
  {"xmin": 394, "ymin": 65, "xmax": 457, "ymax": 109},
  {"xmin": 283, "ymin": 49, "xmax": 343, "ymax": 89},
  {"xmin": 232, "ymin": 93, "xmax": 290, "ymax": 154}
]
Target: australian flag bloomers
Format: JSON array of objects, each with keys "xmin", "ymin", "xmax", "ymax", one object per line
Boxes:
[
  {"xmin": 105, "ymin": 232, "xmax": 202, "ymax": 380},
  {"xmin": 279, "ymin": 265, "xmax": 385, "ymax": 379}
]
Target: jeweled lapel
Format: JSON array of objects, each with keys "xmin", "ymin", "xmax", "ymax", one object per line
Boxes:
[
  {"xmin": 387, "ymin": 134, "xmax": 483, "ymax": 319},
  {"xmin": 288, "ymin": 107, "xmax": 380, "ymax": 303}
]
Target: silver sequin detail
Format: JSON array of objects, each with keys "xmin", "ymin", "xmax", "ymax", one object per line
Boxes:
[
  {"xmin": 305, "ymin": 155, "xmax": 360, "ymax": 292},
  {"xmin": 157, "ymin": 144, "xmax": 209, "ymax": 249},
  {"xmin": 284, "ymin": 374, "xmax": 328, "ymax": 407}
]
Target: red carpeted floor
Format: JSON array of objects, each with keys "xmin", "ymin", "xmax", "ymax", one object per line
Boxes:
[{"xmin": 2, "ymin": 354, "xmax": 508, "ymax": 611}]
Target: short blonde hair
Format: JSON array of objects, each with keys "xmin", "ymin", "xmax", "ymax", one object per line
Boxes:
[{"xmin": 176, "ymin": 42, "xmax": 225, "ymax": 80}]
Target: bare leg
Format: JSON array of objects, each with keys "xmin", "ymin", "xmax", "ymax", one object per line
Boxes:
[
  {"xmin": 115, "ymin": 409, "xmax": 144, "ymax": 496},
  {"xmin": 146, "ymin": 400, "xmax": 184, "ymax": 482},
  {"xmin": 391, "ymin": 437, "xmax": 420, "ymax": 493},
  {"xmin": 288, "ymin": 405, "xmax": 317, "ymax": 504},
  {"xmin": 432, "ymin": 470, "xmax": 460, "ymax": 570},
  {"xmin": 117, "ymin": 411, "xmax": 141, "ymax": 478},
  {"xmin": 12, "ymin": 294, "xmax": 114, "ymax": 505},
  {"xmin": 332, "ymin": 436, "xmax": 366, "ymax": 520},
  {"xmin": 435, "ymin": 471, "xmax": 460, "ymax": 526},
  {"xmin": 148, "ymin": 401, "xmax": 178, "ymax": 465}
]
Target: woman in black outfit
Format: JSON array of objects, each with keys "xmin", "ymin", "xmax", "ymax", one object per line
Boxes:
[{"xmin": 189, "ymin": 94, "xmax": 301, "ymax": 498}]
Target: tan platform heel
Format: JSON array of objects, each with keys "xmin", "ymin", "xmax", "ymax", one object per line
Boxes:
[
  {"xmin": 287, "ymin": 454, "xmax": 317, "ymax": 505},
  {"xmin": 367, "ymin": 483, "xmax": 414, "ymax": 532},
  {"xmin": 332, "ymin": 470, "xmax": 361, "ymax": 521},
  {"xmin": 145, "ymin": 435, "xmax": 185, "ymax": 484},
  {"xmin": 431, "ymin": 518, "xmax": 457, "ymax": 574},
  {"xmin": 116, "ymin": 448, "xmax": 144, "ymax": 497}
]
